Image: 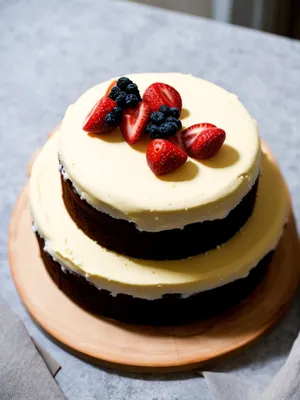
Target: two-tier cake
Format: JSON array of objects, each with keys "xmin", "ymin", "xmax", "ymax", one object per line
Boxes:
[{"xmin": 29, "ymin": 73, "xmax": 288, "ymax": 325}]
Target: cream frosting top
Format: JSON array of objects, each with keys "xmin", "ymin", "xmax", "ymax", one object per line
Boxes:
[
  {"xmin": 58, "ymin": 73, "xmax": 261, "ymax": 232},
  {"xmin": 30, "ymin": 133, "xmax": 288, "ymax": 300}
]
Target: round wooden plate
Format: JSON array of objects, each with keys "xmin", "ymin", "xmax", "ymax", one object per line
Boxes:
[{"xmin": 8, "ymin": 184, "xmax": 300, "ymax": 372}]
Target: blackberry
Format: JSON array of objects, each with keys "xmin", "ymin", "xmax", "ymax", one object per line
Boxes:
[
  {"xmin": 125, "ymin": 94, "xmax": 139, "ymax": 107},
  {"xmin": 127, "ymin": 83, "xmax": 142, "ymax": 102},
  {"xmin": 146, "ymin": 124, "xmax": 160, "ymax": 139},
  {"xmin": 150, "ymin": 111, "xmax": 165, "ymax": 125},
  {"xmin": 108, "ymin": 86, "xmax": 121, "ymax": 100},
  {"xmin": 117, "ymin": 77, "xmax": 132, "ymax": 91},
  {"xmin": 169, "ymin": 107, "xmax": 180, "ymax": 118},
  {"xmin": 115, "ymin": 92, "xmax": 127, "ymax": 107},
  {"xmin": 159, "ymin": 122, "xmax": 178, "ymax": 137},
  {"xmin": 159, "ymin": 105, "xmax": 171, "ymax": 116},
  {"xmin": 126, "ymin": 83, "xmax": 138, "ymax": 94},
  {"xmin": 105, "ymin": 112, "xmax": 117, "ymax": 126},
  {"xmin": 112, "ymin": 106, "xmax": 123, "ymax": 120},
  {"xmin": 159, "ymin": 105, "xmax": 180, "ymax": 118},
  {"xmin": 166, "ymin": 116, "xmax": 182, "ymax": 130}
]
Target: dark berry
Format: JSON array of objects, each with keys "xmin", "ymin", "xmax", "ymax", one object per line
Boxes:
[
  {"xmin": 146, "ymin": 124, "xmax": 160, "ymax": 139},
  {"xmin": 159, "ymin": 122, "xmax": 178, "ymax": 137},
  {"xmin": 169, "ymin": 107, "xmax": 180, "ymax": 118},
  {"xmin": 117, "ymin": 77, "xmax": 132, "ymax": 91},
  {"xmin": 150, "ymin": 111, "xmax": 165, "ymax": 125},
  {"xmin": 116, "ymin": 92, "xmax": 127, "ymax": 107},
  {"xmin": 159, "ymin": 105, "xmax": 171, "ymax": 115},
  {"xmin": 105, "ymin": 112, "xmax": 117, "ymax": 126},
  {"xmin": 126, "ymin": 83, "xmax": 138, "ymax": 94},
  {"xmin": 166, "ymin": 116, "xmax": 182, "ymax": 130},
  {"xmin": 125, "ymin": 94, "xmax": 139, "ymax": 107},
  {"xmin": 108, "ymin": 86, "xmax": 121, "ymax": 100},
  {"xmin": 112, "ymin": 106, "xmax": 123, "ymax": 120},
  {"xmin": 127, "ymin": 83, "xmax": 142, "ymax": 102}
]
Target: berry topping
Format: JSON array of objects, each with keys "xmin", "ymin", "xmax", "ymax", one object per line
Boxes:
[
  {"xmin": 117, "ymin": 77, "xmax": 133, "ymax": 91},
  {"xmin": 83, "ymin": 97, "xmax": 117, "ymax": 134},
  {"xmin": 126, "ymin": 83, "xmax": 138, "ymax": 93},
  {"xmin": 169, "ymin": 130, "xmax": 185, "ymax": 150},
  {"xmin": 108, "ymin": 86, "xmax": 121, "ymax": 100},
  {"xmin": 120, "ymin": 101, "xmax": 151, "ymax": 144},
  {"xmin": 165, "ymin": 116, "xmax": 182, "ymax": 129},
  {"xmin": 126, "ymin": 83, "xmax": 142, "ymax": 101},
  {"xmin": 159, "ymin": 105, "xmax": 171, "ymax": 115},
  {"xmin": 143, "ymin": 83, "xmax": 182, "ymax": 112},
  {"xmin": 112, "ymin": 106, "xmax": 123, "ymax": 120},
  {"xmin": 115, "ymin": 92, "xmax": 127, "ymax": 107},
  {"xmin": 125, "ymin": 94, "xmax": 139, "ymax": 108},
  {"xmin": 146, "ymin": 139, "xmax": 187, "ymax": 175},
  {"xmin": 146, "ymin": 114, "xmax": 181, "ymax": 139},
  {"xmin": 105, "ymin": 112, "xmax": 117, "ymax": 126},
  {"xmin": 159, "ymin": 122, "xmax": 178, "ymax": 137},
  {"xmin": 150, "ymin": 111, "xmax": 165, "ymax": 125},
  {"xmin": 159, "ymin": 105, "xmax": 180, "ymax": 118},
  {"xmin": 146, "ymin": 124, "xmax": 160, "ymax": 139},
  {"xmin": 169, "ymin": 107, "xmax": 181, "ymax": 118},
  {"xmin": 108, "ymin": 77, "xmax": 142, "ymax": 108},
  {"xmin": 181, "ymin": 123, "xmax": 226, "ymax": 159}
]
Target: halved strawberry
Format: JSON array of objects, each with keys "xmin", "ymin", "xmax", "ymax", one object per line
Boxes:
[
  {"xmin": 104, "ymin": 79, "xmax": 117, "ymax": 96},
  {"xmin": 120, "ymin": 101, "xmax": 151, "ymax": 144},
  {"xmin": 146, "ymin": 139, "xmax": 187, "ymax": 175},
  {"xmin": 180, "ymin": 123, "xmax": 226, "ymax": 159},
  {"xmin": 83, "ymin": 97, "xmax": 117, "ymax": 133},
  {"xmin": 143, "ymin": 83, "xmax": 182, "ymax": 112},
  {"xmin": 169, "ymin": 130, "xmax": 185, "ymax": 150}
]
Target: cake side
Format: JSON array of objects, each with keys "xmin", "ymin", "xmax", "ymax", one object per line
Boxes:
[
  {"xmin": 36, "ymin": 231, "xmax": 273, "ymax": 326},
  {"xmin": 60, "ymin": 170, "xmax": 259, "ymax": 260},
  {"xmin": 29, "ymin": 133, "xmax": 288, "ymax": 300},
  {"xmin": 58, "ymin": 73, "xmax": 261, "ymax": 232}
]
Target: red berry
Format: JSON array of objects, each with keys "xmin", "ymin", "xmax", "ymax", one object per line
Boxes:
[
  {"xmin": 146, "ymin": 139, "xmax": 187, "ymax": 175},
  {"xmin": 180, "ymin": 123, "xmax": 226, "ymax": 159},
  {"xmin": 143, "ymin": 83, "xmax": 182, "ymax": 112},
  {"xmin": 83, "ymin": 97, "xmax": 117, "ymax": 133},
  {"xmin": 169, "ymin": 130, "xmax": 185, "ymax": 150},
  {"xmin": 120, "ymin": 101, "xmax": 151, "ymax": 144}
]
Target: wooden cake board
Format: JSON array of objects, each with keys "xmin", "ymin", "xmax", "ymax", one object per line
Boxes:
[{"xmin": 8, "ymin": 183, "xmax": 300, "ymax": 373}]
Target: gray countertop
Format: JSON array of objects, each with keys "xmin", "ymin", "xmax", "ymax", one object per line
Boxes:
[{"xmin": 1, "ymin": 0, "xmax": 300, "ymax": 399}]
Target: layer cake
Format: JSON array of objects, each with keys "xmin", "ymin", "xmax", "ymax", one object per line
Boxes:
[{"xmin": 29, "ymin": 73, "xmax": 288, "ymax": 325}]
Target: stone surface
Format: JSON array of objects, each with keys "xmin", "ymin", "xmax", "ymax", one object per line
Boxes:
[{"xmin": 1, "ymin": 0, "xmax": 300, "ymax": 399}]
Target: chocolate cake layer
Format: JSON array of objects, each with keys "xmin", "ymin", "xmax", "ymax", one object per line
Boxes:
[
  {"xmin": 36, "ymin": 234, "xmax": 272, "ymax": 326},
  {"xmin": 61, "ymin": 170, "xmax": 259, "ymax": 260}
]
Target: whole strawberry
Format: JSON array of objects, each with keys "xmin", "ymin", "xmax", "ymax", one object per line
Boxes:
[{"xmin": 146, "ymin": 139, "xmax": 187, "ymax": 175}]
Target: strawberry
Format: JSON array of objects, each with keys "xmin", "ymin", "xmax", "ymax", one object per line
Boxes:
[
  {"xmin": 143, "ymin": 83, "xmax": 182, "ymax": 113},
  {"xmin": 169, "ymin": 130, "xmax": 185, "ymax": 150},
  {"xmin": 146, "ymin": 139, "xmax": 187, "ymax": 175},
  {"xmin": 104, "ymin": 80, "xmax": 117, "ymax": 96},
  {"xmin": 180, "ymin": 123, "xmax": 226, "ymax": 159},
  {"xmin": 120, "ymin": 101, "xmax": 151, "ymax": 144},
  {"xmin": 83, "ymin": 97, "xmax": 117, "ymax": 133}
]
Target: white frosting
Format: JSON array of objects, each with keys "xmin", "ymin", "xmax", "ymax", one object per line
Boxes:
[
  {"xmin": 58, "ymin": 73, "xmax": 261, "ymax": 232},
  {"xmin": 30, "ymin": 134, "xmax": 288, "ymax": 300}
]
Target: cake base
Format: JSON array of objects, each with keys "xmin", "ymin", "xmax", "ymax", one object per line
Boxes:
[
  {"xmin": 8, "ymin": 184, "xmax": 300, "ymax": 372},
  {"xmin": 36, "ymin": 231, "xmax": 273, "ymax": 325}
]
